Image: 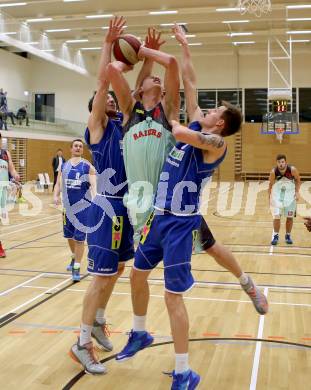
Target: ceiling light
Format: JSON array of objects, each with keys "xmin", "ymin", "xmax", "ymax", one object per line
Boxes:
[
  {"xmin": 63, "ymin": 0, "xmax": 83, "ymax": 2},
  {"xmin": 160, "ymin": 22, "xmax": 187, "ymax": 26},
  {"xmin": 0, "ymin": 2, "xmax": 27, "ymax": 7},
  {"xmin": 66, "ymin": 39, "xmax": 89, "ymax": 43},
  {"xmin": 171, "ymin": 34, "xmax": 196, "ymax": 38},
  {"xmin": 149, "ymin": 10, "xmax": 178, "ymax": 15},
  {"xmin": 2, "ymin": 32, "xmax": 17, "ymax": 35},
  {"xmin": 287, "ymin": 39, "xmax": 310, "ymax": 43},
  {"xmin": 233, "ymin": 41, "xmax": 255, "ymax": 45},
  {"xmin": 287, "ymin": 18, "xmax": 311, "ymax": 21},
  {"xmin": 26, "ymin": 18, "xmax": 53, "ymax": 23},
  {"xmin": 188, "ymin": 43, "xmax": 202, "ymax": 46},
  {"xmin": 26, "ymin": 41, "xmax": 39, "ymax": 45},
  {"xmin": 286, "ymin": 30, "xmax": 311, "ymax": 34},
  {"xmin": 223, "ymin": 20, "xmax": 249, "ymax": 23},
  {"xmin": 85, "ymin": 14, "xmax": 113, "ymax": 19},
  {"xmin": 80, "ymin": 47, "xmax": 101, "ymax": 50},
  {"xmin": 286, "ymin": 5, "xmax": 311, "ymax": 9},
  {"xmin": 228, "ymin": 32, "xmax": 253, "ymax": 36},
  {"xmin": 46, "ymin": 28, "xmax": 71, "ymax": 32},
  {"xmin": 216, "ymin": 8, "xmax": 245, "ymax": 12},
  {"xmin": 42, "ymin": 49, "xmax": 55, "ymax": 52}
]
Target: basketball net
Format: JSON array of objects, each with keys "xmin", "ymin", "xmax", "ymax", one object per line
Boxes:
[
  {"xmin": 238, "ymin": 0, "xmax": 272, "ymax": 17},
  {"xmin": 275, "ymin": 125, "xmax": 285, "ymax": 143}
]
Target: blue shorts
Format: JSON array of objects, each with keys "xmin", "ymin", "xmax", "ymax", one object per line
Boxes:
[
  {"xmin": 63, "ymin": 209, "xmax": 87, "ymax": 242},
  {"xmin": 134, "ymin": 212, "xmax": 201, "ymax": 293},
  {"xmin": 87, "ymin": 196, "xmax": 134, "ymax": 276}
]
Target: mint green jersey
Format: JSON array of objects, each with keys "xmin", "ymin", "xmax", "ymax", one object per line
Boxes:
[{"xmin": 123, "ymin": 101, "xmax": 175, "ymax": 233}]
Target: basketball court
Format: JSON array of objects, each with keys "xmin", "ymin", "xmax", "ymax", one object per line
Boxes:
[{"xmin": 0, "ymin": 0, "xmax": 311, "ymax": 389}]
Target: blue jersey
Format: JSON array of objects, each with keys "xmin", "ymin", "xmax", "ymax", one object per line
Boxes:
[
  {"xmin": 61, "ymin": 159, "xmax": 91, "ymax": 207},
  {"xmin": 154, "ymin": 121, "xmax": 227, "ymax": 215},
  {"xmin": 85, "ymin": 113, "xmax": 127, "ymax": 197}
]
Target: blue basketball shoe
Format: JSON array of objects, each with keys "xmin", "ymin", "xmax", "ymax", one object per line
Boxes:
[
  {"xmin": 115, "ymin": 330, "xmax": 154, "ymax": 362},
  {"xmin": 171, "ymin": 369, "xmax": 201, "ymax": 390},
  {"xmin": 271, "ymin": 234, "xmax": 279, "ymax": 246},
  {"xmin": 285, "ymin": 233, "xmax": 293, "ymax": 244}
]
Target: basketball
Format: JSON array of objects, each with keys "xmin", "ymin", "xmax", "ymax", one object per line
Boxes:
[{"xmin": 113, "ymin": 34, "xmax": 142, "ymax": 66}]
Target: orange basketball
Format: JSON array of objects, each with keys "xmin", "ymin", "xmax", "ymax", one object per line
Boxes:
[{"xmin": 113, "ymin": 34, "xmax": 142, "ymax": 66}]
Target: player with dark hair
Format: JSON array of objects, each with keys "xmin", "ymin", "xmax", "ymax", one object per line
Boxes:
[
  {"xmin": 54, "ymin": 139, "xmax": 96, "ymax": 281},
  {"xmin": 269, "ymin": 154, "xmax": 300, "ymax": 245}
]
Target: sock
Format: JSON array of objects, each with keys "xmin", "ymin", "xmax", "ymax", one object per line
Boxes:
[
  {"xmin": 133, "ymin": 315, "xmax": 146, "ymax": 332},
  {"xmin": 273, "ymin": 231, "xmax": 279, "ymax": 236},
  {"xmin": 73, "ymin": 262, "xmax": 80, "ymax": 270},
  {"xmin": 175, "ymin": 353, "xmax": 189, "ymax": 374},
  {"xmin": 239, "ymin": 272, "xmax": 249, "ymax": 286},
  {"xmin": 79, "ymin": 323, "xmax": 92, "ymax": 346},
  {"xmin": 96, "ymin": 308, "xmax": 105, "ymax": 325}
]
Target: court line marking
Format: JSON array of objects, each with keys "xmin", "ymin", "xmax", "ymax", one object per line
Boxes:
[
  {"xmin": 62, "ymin": 336, "xmax": 311, "ymax": 390},
  {"xmin": 2, "ymin": 219, "xmax": 60, "ymax": 237},
  {"xmin": 249, "ymin": 287, "xmax": 269, "ymax": 390},
  {"xmin": 0, "ymin": 276, "xmax": 72, "ymax": 319},
  {"xmin": 1, "ymin": 214, "xmax": 59, "ymax": 231},
  {"xmin": 18, "ymin": 285, "xmax": 311, "ymax": 308},
  {"xmin": 1, "ymin": 268, "xmax": 310, "ymax": 291},
  {"xmin": 0, "ymin": 273, "xmax": 45, "ymax": 296}
]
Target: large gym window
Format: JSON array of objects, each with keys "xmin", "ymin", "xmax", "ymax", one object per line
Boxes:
[
  {"xmin": 245, "ymin": 88, "xmax": 268, "ymax": 123},
  {"xmin": 299, "ymin": 88, "xmax": 311, "ymax": 122},
  {"xmin": 198, "ymin": 90, "xmax": 216, "ymax": 111},
  {"xmin": 218, "ymin": 90, "xmax": 242, "ymax": 108}
]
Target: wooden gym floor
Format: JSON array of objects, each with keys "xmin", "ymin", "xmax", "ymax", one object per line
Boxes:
[{"xmin": 0, "ymin": 183, "xmax": 310, "ymax": 390}]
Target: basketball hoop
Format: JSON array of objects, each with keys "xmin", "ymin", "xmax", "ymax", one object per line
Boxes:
[
  {"xmin": 238, "ymin": 0, "xmax": 272, "ymax": 17},
  {"xmin": 275, "ymin": 124, "xmax": 285, "ymax": 143}
]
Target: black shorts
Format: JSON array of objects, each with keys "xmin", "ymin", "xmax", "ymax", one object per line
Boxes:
[{"xmin": 199, "ymin": 217, "xmax": 216, "ymax": 250}]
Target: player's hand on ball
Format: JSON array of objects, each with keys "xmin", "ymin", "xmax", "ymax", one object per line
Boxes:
[
  {"xmin": 111, "ymin": 60, "xmax": 133, "ymax": 73},
  {"xmin": 145, "ymin": 27, "xmax": 165, "ymax": 50},
  {"xmin": 172, "ymin": 24, "xmax": 188, "ymax": 45},
  {"xmin": 105, "ymin": 16, "xmax": 126, "ymax": 44}
]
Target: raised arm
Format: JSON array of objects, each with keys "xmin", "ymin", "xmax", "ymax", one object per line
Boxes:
[
  {"xmin": 88, "ymin": 16, "xmax": 126, "ymax": 144},
  {"xmin": 137, "ymin": 45, "xmax": 180, "ymax": 122},
  {"xmin": 106, "ymin": 61, "xmax": 135, "ymax": 124},
  {"xmin": 171, "ymin": 120, "xmax": 226, "ymax": 154},
  {"xmin": 133, "ymin": 28, "xmax": 165, "ymax": 98},
  {"xmin": 291, "ymin": 166, "xmax": 301, "ymax": 200},
  {"xmin": 173, "ymin": 24, "xmax": 203, "ymax": 122}
]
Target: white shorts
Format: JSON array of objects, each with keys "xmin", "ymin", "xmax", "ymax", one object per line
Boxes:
[{"xmin": 272, "ymin": 200, "xmax": 296, "ymax": 219}]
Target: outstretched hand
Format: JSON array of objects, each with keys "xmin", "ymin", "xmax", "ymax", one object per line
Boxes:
[
  {"xmin": 105, "ymin": 16, "xmax": 126, "ymax": 44},
  {"xmin": 172, "ymin": 23, "xmax": 188, "ymax": 45},
  {"xmin": 145, "ymin": 27, "xmax": 165, "ymax": 50}
]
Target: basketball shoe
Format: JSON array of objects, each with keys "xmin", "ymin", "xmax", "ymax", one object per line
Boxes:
[
  {"xmin": 241, "ymin": 276, "xmax": 268, "ymax": 315},
  {"xmin": 66, "ymin": 255, "xmax": 75, "ymax": 271},
  {"xmin": 171, "ymin": 369, "xmax": 200, "ymax": 390},
  {"xmin": 285, "ymin": 233, "xmax": 293, "ymax": 244},
  {"xmin": 72, "ymin": 263, "xmax": 81, "ymax": 282},
  {"xmin": 69, "ymin": 338, "xmax": 107, "ymax": 375},
  {"xmin": 271, "ymin": 234, "xmax": 279, "ymax": 245},
  {"xmin": 115, "ymin": 330, "xmax": 154, "ymax": 362},
  {"xmin": 92, "ymin": 320, "xmax": 113, "ymax": 351}
]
